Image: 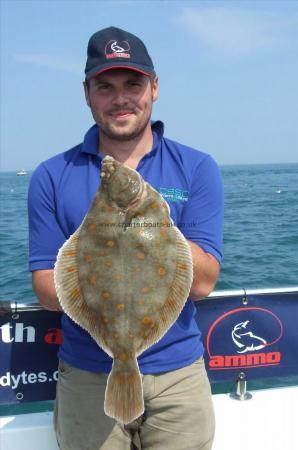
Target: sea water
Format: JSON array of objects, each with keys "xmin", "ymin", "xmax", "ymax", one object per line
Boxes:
[{"xmin": 0, "ymin": 163, "xmax": 297, "ymax": 303}]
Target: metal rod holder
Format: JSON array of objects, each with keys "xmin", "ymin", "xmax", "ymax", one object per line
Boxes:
[{"xmin": 230, "ymin": 372, "xmax": 252, "ymax": 401}]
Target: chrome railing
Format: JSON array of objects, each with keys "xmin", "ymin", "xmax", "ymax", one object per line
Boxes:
[{"xmin": 1, "ymin": 286, "xmax": 298, "ymax": 312}]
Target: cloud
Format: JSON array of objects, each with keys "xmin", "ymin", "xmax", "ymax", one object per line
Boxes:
[
  {"xmin": 14, "ymin": 53, "xmax": 82, "ymax": 75},
  {"xmin": 179, "ymin": 6, "xmax": 298, "ymax": 57}
]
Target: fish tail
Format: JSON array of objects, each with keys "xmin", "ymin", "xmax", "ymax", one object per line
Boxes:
[{"xmin": 104, "ymin": 357, "xmax": 144, "ymax": 424}]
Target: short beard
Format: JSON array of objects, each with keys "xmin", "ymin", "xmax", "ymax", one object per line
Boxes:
[{"xmin": 98, "ymin": 112, "xmax": 152, "ymax": 142}]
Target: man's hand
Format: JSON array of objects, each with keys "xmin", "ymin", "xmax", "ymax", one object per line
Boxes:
[
  {"xmin": 187, "ymin": 240, "xmax": 220, "ymax": 301},
  {"xmin": 32, "ymin": 269, "xmax": 62, "ymax": 311}
]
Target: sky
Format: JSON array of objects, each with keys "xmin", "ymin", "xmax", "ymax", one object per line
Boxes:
[{"xmin": 1, "ymin": 0, "xmax": 298, "ymax": 171}]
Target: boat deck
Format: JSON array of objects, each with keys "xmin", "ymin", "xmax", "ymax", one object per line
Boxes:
[
  {"xmin": 1, "ymin": 287, "xmax": 297, "ymax": 448},
  {"xmin": 1, "ymin": 385, "xmax": 297, "ymax": 449}
]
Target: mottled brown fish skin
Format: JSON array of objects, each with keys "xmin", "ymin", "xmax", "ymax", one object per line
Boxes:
[
  {"xmin": 54, "ymin": 155, "xmax": 193, "ymax": 424},
  {"xmin": 77, "ymin": 157, "xmax": 177, "ymax": 355}
]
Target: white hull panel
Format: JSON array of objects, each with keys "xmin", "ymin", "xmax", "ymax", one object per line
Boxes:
[{"xmin": 1, "ymin": 386, "xmax": 297, "ymax": 449}]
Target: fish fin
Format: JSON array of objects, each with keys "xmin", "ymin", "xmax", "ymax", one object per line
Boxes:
[
  {"xmin": 54, "ymin": 227, "xmax": 80, "ymax": 309},
  {"xmin": 104, "ymin": 358, "xmax": 144, "ymax": 424},
  {"xmin": 137, "ymin": 227, "xmax": 193, "ymax": 354},
  {"xmin": 54, "ymin": 226, "xmax": 112, "ymax": 356}
]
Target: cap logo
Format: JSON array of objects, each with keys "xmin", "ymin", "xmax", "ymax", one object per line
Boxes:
[{"xmin": 105, "ymin": 40, "xmax": 131, "ymax": 59}]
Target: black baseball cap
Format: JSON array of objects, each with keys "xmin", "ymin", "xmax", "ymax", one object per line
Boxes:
[{"xmin": 85, "ymin": 26, "xmax": 155, "ymax": 80}]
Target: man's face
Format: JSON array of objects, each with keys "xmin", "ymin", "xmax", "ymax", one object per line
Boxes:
[{"xmin": 84, "ymin": 69, "xmax": 158, "ymax": 142}]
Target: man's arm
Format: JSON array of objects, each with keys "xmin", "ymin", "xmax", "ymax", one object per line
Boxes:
[
  {"xmin": 28, "ymin": 164, "xmax": 67, "ymax": 312},
  {"xmin": 32, "ymin": 269, "xmax": 62, "ymax": 311},
  {"xmin": 187, "ymin": 240, "xmax": 220, "ymax": 301},
  {"xmin": 178, "ymin": 155, "xmax": 223, "ymax": 299}
]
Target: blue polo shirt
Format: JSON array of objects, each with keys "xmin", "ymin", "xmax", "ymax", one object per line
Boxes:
[{"xmin": 28, "ymin": 121, "xmax": 223, "ymax": 374}]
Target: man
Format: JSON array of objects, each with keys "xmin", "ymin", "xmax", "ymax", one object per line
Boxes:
[{"xmin": 28, "ymin": 26, "xmax": 223, "ymax": 450}]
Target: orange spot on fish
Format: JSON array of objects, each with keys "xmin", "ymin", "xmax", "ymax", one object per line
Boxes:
[
  {"xmin": 89, "ymin": 275, "xmax": 96, "ymax": 285},
  {"xmin": 107, "ymin": 240, "xmax": 115, "ymax": 247},
  {"xmin": 150, "ymin": 202, "xmax": 159, "ymax": 209},
  {"xmin": 102, "ymin": 291, "xmax": 110, "ymax": 300},
  {"xmin": 142, "ymin": 316, "xmax": 152, "ymax": 326},
  {"xmin": 158, "ymin": 267, "xmax": 166, "ymax": 276},
  {"xmin": 121, "ymin": 352, "xmax": 127, "ymax": 362},
  {"xmin": 113, "ymin": 333, "xmax": 119, "ymax": 339},
  {"xmin": 67, "ymin": 267, "xmax": 76, "ymax": 273},
  {"xmin": 136, "ymin": 252, "xmax": 145, "ymax": 260},
  {"xmin": 88, "ymin": 223, "xmax": 96, "ymax": 232},
  {"xmin": 166, "ymin": 297, "xmax": 175, "ymax": 307},
  {"xmin": 127, "ymin": 374, "xmax": 134, "ymax": 384},
  {"xmin": 84, "ymin": 254, "xmax": 92, "ymax": 262},
  {"xmin": 177, "ymin": 263, "xmax": 188, "ymax": 270},
  {"xmin": 99, "ymin": 249, "xmax": 106, "ymax": 256},
  {"xmin": 113, "ymin": 274, "xmax": 124, "ymax": 281},
  {"xmin": 70, "ymin": 287, "xmax": 81, "ymax": 299},
  {"xmin": 142, "ymin": 287, "xmax": 150, "ymax": 293},
  {"xmin": 116, "ymin": 303, "xmax": 125, "ymax": 311},
  {"xmin": 67, "ymin": 250, "xmax": 76, "ymax": 257}
]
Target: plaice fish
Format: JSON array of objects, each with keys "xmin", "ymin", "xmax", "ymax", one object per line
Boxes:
[{"xmin": 54, "ymin": 155, "xmax": 193, "ymax": 424}]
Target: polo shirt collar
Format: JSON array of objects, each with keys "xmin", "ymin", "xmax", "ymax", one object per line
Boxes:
[
  {"xmin": 81, "ymin": 121, "xmax": 164, "ymax": 158},
  {"xmin": 81, "ymin": 124, "xmax": 99, "ymax": 155}
]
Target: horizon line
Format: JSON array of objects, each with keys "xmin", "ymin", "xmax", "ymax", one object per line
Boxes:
[{"xmin": 1, "ymin": 161, "xmax": 298, "ymax": 173}]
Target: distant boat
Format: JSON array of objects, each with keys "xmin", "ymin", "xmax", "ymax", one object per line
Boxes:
[{"xmin": 16, "ymin": 169, "xmax": 27, "ymax": 176}]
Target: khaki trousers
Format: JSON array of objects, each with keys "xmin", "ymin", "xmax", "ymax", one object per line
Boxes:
[{"xmin": 54, "ymin": 357, "xmax": 215, "ymax": 450}]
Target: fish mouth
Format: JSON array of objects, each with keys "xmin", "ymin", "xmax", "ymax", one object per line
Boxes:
[{"xmin": 129, "ymin": 197, "xmax": 141, "ymax": 207}]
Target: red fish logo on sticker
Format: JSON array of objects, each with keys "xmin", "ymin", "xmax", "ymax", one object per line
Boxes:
[{"xmin": 205, "ymin": 307, "xmax": 283, "ymax": 370}]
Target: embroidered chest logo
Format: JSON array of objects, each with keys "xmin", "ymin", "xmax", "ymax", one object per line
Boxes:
[
  {"xmin": 105, "ymin": 40, "xmax": 131, "ymax": 59},
  {"xmin": 158, "ymin": 187, "xmax": 189, "ymax": 203}
]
